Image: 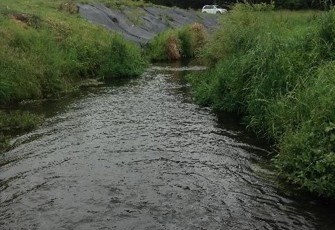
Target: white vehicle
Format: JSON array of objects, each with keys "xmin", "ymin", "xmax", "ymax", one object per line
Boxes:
[{"xmin": 201, "ymin": 5, "xmax": 227, "ymax": 14}]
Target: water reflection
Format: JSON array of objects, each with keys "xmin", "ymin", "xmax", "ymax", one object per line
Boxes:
[{"xmin": 0, "ymin": 63, "xmax": 334, "ymax": 229}]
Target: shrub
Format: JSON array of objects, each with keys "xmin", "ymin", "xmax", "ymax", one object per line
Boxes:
[
  {"xmin": 146, "ymin": 29, "xmax": 180, "ymax": 61},
  {"xmin": 274, "ymin": 62, "xmax": 335, "ymax": 196},
  {"xmin": 190, "ymin": 23, "xmax": 208, "ymax": 52},
  {"xmin": 166, "ymin": 34, "xmax": 181, "ymax": 60},
  {"xmin": 58, "ymin": 1, "xmax": 79, "ymax": 14},
  {"xmin": 99, "ymin": 35, "xmax": 147, "ymax": 79},
  {"xmin": 188, "ymin": 3, "xmax": 335, "ymax": 197},
  {"xmin": 177, "ymin": 29, "xmax": 191, "ymax": 58}
]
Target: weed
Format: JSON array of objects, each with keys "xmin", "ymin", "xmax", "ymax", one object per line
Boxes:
[
  {"xmin": 58, "ymin": 1, "xmax": 79, "ymax": 14},
  {"xmin": 188, "ymin": 3, "xmax": 335, "ymax": 197},
  {"xmin": 99, "ymin": 35, "xmax": 147, "ymax": 79},
  {"xmin": 0, "ymin": 0, "xmax": 148, "ymax": 150}
]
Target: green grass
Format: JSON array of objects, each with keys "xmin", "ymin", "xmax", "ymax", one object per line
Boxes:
[
  {"xmin": 188, "ymin": 3, "xmax": 335, "ymax": 198},
  {"xmin": 99, "ymin": 34, "xmax": 147, "ymax": 79},
  {"xmin": 0, "ymin": 0, "xmax": 148, "ymax": 150},
  {"xmin": 146, "ymin": 23, "xmax": 208, "ymax": 61},
  {"xmin": 0, "ymin": 1, "xmax": 148, "ymax": 104},
  {"xmin": 0, "ymin": 111, "xmax": 42, "ymax": 152}
]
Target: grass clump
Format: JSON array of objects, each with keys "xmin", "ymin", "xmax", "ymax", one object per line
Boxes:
[
  {"xmin": 58, "ymin": 1, "xmax": 79, "ymax": 14},
  {"xmin": 0, "ymin": 0, "xmax": 147, "ymax": 104},
  {"xmin": 0, "ymin": 111, "xmax": 42, "ymax": 152},
  {"xmin": 145, "ymin": 29, "xmax": 179, "ymax": 61},
  {"xmin": 0, "ymin": 111, "xmax": 42, "ymax": 132},
  {"xmin": 146, "ymin": 23, "xmax": 208, "ymax": 61},
  {"xmin": 188, "ymin": 3, "xmax": 335, "ymax": 198}
]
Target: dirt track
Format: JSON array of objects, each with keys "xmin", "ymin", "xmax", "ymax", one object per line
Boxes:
[{"xmin": 78, "ymin": 3, "xmax": 219, "ymax": 46}]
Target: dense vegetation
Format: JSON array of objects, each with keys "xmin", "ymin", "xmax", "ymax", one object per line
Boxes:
[
  {"xmin": 145, "ymin": 0, "xmax": 333, "ymax": 10},
  {"xmin": 188, "ymin": 3, "xmax": 335, "ymax": 198},
  {"xmin": 0, "ymin": 0, "xmax": 148, "ymax": 151},
  {"xmin": 0, "ymin": 0, "xmax": 147, "ymax": 104},
  {"xmin": 1, "ymin": 0, "xmax": 334, "ymax": 199},
  {"xmin": 145, "ymin": 23, "xmax": 208, "ymax": 61}
]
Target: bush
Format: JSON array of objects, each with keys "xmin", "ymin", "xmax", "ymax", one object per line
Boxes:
[
  {"xmin": 0, "ymin": 111, "xmax": 42, "ymax": 131},
  {"xmin": 146, "ymin": 29, "xmax": 180, "ymax": 61},
  {"xmin": 99, "ymin": 35, "xmax": 147, "ymax": 79},
  {"xmin": 0, "ymin": 111, "xmax": 42, "ymax": 152},
  {"xmin": 58, "ymin": 1, "xmax": 79, "ymax": 14},
  {"xmin": 275, "ymin": 62, "xmax": 335, "ymax": 196}
]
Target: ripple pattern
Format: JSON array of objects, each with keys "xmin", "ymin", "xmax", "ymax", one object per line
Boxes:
[{"xmin": 0, "ymin": 66, "xmax": 322, "ymax": 229}]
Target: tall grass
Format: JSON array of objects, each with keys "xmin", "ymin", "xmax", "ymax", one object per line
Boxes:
[
  {"xmin": 100, "ymin": 35, "xmax": 147, "ymax": 79},
  {"xmin": 0, "ymin": 0, "xmax": 147, "ymax": 104},
  {"xmin": 146, "ymin": 23, "xmax": 208, "ymax": 61},
  {"xmin": 0, "ymin": 0, "xmax": 148, "ymax": 150},
  {"xmin": 0, "ymin": 111, "xmax": 42, "ymax": 152},
  {"xmin": 188, "ymin": 3, "xmax": 335, "ymax": 197}
]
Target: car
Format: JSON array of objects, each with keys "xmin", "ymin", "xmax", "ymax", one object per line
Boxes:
[{"xmin": 201, "ymin": 5, "xmax": 227, "ymax": 14}]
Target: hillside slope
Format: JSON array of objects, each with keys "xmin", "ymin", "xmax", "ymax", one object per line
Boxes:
[{"xmin": 79, "ymin": 3, "xmax": 218, "ymax": 45}]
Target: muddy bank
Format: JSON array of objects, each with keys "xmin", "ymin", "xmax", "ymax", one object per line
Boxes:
[{"xmin": 78, "ymin": 4, "xmax": 219, "ymax": 45}]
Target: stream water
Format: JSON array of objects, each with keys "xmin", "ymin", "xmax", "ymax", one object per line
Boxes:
[{"xmin": 0, "ymin": 64, "xmax": 334, "ymax": 229}]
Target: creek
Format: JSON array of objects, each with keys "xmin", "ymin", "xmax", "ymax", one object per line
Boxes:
[{"xmin": 0, "ymin": 63, "xmax": 334, "ymax": 229}]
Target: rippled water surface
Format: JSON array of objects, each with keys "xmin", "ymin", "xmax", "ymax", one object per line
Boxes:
[{"xmin": 0, "ymin": 64, "xmax": 334, "ymax": 229}]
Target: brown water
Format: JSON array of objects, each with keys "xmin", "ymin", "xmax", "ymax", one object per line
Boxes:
[{"xmin": 0, "ymin": 64, "xmax": 334, "ymax": 230}]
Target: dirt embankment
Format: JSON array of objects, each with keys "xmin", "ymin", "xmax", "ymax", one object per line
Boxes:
[{"xmin": 78, "ymin": 3, "xmax": 219, "ymax": 46}]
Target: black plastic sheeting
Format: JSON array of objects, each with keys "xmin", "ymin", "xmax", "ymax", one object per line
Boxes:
[{"xmin": 78, "ymin": 3, "xmax": 219, "ymax": 46}]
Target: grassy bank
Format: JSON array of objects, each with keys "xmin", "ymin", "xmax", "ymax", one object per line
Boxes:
[
  {"xmin": 0, "ymin": 0, "xmax": 148, "ymax": 151},
  {"xmin": 188, "ymin": 4, "xmax": 335, "ymax": 198}
]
